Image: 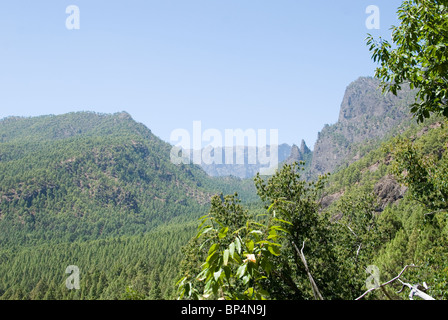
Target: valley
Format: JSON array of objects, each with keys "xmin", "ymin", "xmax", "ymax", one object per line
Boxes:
[{"xmin": 0, "ymin": 77, "xmax": 447, "ymax": 300}]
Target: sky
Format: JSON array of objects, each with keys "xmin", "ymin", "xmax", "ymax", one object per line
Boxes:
[{"xmin": 0, "ymin": 0, "xmax": 403, "ymax": 149}]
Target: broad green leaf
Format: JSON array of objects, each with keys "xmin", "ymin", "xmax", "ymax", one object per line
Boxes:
[
  {"xmin": 273, "ymin": 218, "xmax": 293, "ymax": 225},
  {"xmin": 206, "ymin": 251, "xmax": 218, "ymax": 263},
  {"xmin": 197, "ymin": 226, "xmax": 213, "ymax": 238},
  {"xmin": 176, "ymin": 276, "xmax": 186, "ymax": 287},
  {"xmin": 250, "ymin": 222, "xmax": 266, "ymax": 228},
  {"xmin": 232, "ymin": 252, "xmax": 243, "ymax": 264},
  {"xmin": 247, "ymin": 240, "xmax": 254, "ymax": 252},
  {"xmin": 268, "ymin": 229, "xmax": 277, "ymax": 238},
  {"xmin": 208, "ymin": 243, "xmax": 219, "ymax": 256},
  {"xmin": 204, "ymin": 279, "xmax": 212, "ymax": 294},
  {"xmin": 267, "ymin": 202, "xmax": 276, "ymax": 212},
  {"xmin": 223, "ymin": 249, "xmax": 230, "ymax": 266},
  {"xmin": 218, "ymin": 227, "xmax": 229, "ymax": 239},
  {"xmin": 214, "ymin": 269, "xmax": 222, "ymax": 281},
  {"xmin": 235, "ymin": 237, "xmax": 242, "ymax": 254},
  {"xmin": 270, "ymin": 226, "xmax": 290, "ymax": 234},
  {"xmin": 229, "ymin": 242, "xmax": 235, "ymax": 258},
  {"xmin": 268, "ymin": 245, "xmax": 281, "ymax": 256},
  {"xmin": 258, "ymin": 288, "xmax": 270, "ymax": 297},
  {"xmin": 258, "ymin": 241, "xmax": 281, "ymax": 247},
  {"xmin": 245, "ymin": 287, "xmax": 254, "ymax": 296},
  {"xmin": 196, "ymin": 269, "xmax": 207, "ymax": 282},
  {"xmin": 212, "ymin": 282, "xmax": 219, "ymax": 295},
  {"xmin": 236, "ymin": 264, "xmax": 247, "ymax": 278}
]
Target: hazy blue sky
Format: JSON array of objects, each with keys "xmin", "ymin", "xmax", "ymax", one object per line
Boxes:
[{"xmin": 0, "ymin": 0, "xmax": 403, "ymax": 149}]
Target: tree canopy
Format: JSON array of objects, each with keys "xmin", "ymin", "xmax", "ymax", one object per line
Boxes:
[{"xmin": 367, "ymin": 0, "xmax": 448, "ymax": 122}]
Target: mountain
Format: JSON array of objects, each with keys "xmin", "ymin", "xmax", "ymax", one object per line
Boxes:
[
  {"xmin": 306, "ymin": 76, "xmax": 416, "ymax": 178},
  {"xmin": 0, "ymin": 111, "xmax": 261, "ymax": 300},
  {"xmin": 284, "ymin": 139, "xmax": 312, "ymax": 165},
  {"xmin": 1, "ymin": 79, "xmax": 446, "ymax": 301},
  {"xmin": 174, "ymin": 77, "xmax": 415, "ymax": 181},
  {"xmin": 192, "ymin": 143, "xmax": 292, "ymax": 178},
  {"xmin": 0, "ymin": 111, "xmax": 257, "ymax": 248},
  {"xmin": 175, "ymin": 103, "xmax": 448, "ymax": 300},
  {"xmin": 198, "ymin": 76, "xmax": 416, "ymax": 181},
  {"xmin": 318, "ymin": 114, "xmax": 448, "ymax": 300},
  {"xmin": 0, "ymin": 76, "xmax": 417, "ymax": 249}
]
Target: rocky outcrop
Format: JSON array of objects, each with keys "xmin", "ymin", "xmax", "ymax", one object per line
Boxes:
[
  {"xmin": 373, "ymin": 175, "xmax": 408, "ymax": 211},
  {"xmin": 197, "ymin": 77, "xmax": 416, "ymax": 180},
  {"xmin": 308, "ymin": 77, "xmax": 416, "ymax": 177},
  {"xmin": 320, "ymin": 191, "xmax": 344, "ymax": 210},
  {"xmin": 285, "ymin": 140, "xmax": 312, "ymax": 165}
]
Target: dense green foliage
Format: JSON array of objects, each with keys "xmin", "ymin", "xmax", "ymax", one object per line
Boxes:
[
  {"xmin": 2, "ymin": 106, "xmax": 447, "ymax": 300},
  {"xmin": 367, "ymin": 0, "xmax": 448, "ymax": 122},
  {"xmin": 177, "ymin": 164, "xmax": 338, "ymax": 300},
  {"xmin": 325, "ymin": 117, "xmax": 448, "ymax": 299},
  {"xmin": 2, "ymin": 0, "xmax": 448, "ymax": 301},
  {"xmin": 178, "ymin": 117, "xmax": 448, "ymax": 300},
  {"xmin": 0, "ymin": 223, "xmax": 195, "ymax": 300},
  {"xmin": 0, "ymin": 112, "xmax": 258, "ymax": 300},
  {"xmin": 0, "ymin": 112, "xmax": 257, "ymax": 246}
]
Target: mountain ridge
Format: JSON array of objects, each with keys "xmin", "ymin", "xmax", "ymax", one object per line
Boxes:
[
  {"xmin": 184, "ymin": 76, "xmax": 416, "ymax": 180},
  {"xmin": 0, "ymin": 111, "xmax": 257, "ymax": 247},
  {"xmin": 306, "ymin": 76, "xmax": 416, "ymax": 178}
]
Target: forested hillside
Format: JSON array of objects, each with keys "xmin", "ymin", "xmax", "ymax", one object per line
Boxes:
[
  {"xmin": 0, "ymin": 111, "xmax": 258, "ymax": 299},
  {"xmin": 321, "ymin": 115, "xmax": 448, "ymax": 299},
  {"xmin": 0, "ymin": 223, "xmax": 196, "ymax": 300},
  {"xmin": 1, "ymin": 0, "xmax": 446, "ymax": 303},
  {"xmin": 2, "ymin": 106, "xmax": 447, "ymax": 300},
  {"xmin": 3, "ymin": 97, "xmax": 447, "ymax": 301},
  {"xmin": 0, "ymin": 112, "xmax": 257, "ymax": 246},
  {"xmin": 177, "ymin": 115, "xmax": 448, "ymax": 301},
  {"xmin": 179, "ymin": 0, "xmax": 448, "ymax": 301},
  {"xmin": 2, "ymin": 88, "xmax": 447, "ymax": 301}
]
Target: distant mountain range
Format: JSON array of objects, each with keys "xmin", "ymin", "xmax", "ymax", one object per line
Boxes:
[
  {"xmin": 191, "ymin": 76, "xmax": 416, "ymax": 179},
  {"xmin": 0, "ymin": 76, "xmax": 438, "ymax": 301},
  {"xmin": 0, "ymin": 75, "xmax": 415, "ymax": 246},
  {"xmin": 184, "ymin": 144, "xmax": 292, "ymax": 179}
]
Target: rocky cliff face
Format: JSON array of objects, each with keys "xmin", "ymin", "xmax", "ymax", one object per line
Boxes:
[
  {"xmin": 285, "ymin": 140, "xmax": 312, "ymax": 165},
  {"xmin": 196, "ymin": 77, "xmax": 416, "ymax": 179},
  {"xmin": 308, "ymin": 76, "xmax": 416, "ymax": 177}
]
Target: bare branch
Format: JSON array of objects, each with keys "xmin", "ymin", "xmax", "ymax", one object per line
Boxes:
[
  {"xmin": 424, "ymin": 209, "xmax": 446, "ymax": 216},
  {"xmin": 356, "ymin": 243, "xmax": 362, "ymax": 259},
  {"xmin": 346, "ymin": 224, "xmax": 358, "ymax": 238},
  {"xmin": 397, "ymin": 279, "xmax": 436, "ymax": 300},
  {"xmin": 355, "ymin": 264, "xmax": 418, "ymax": 300},
  {"xmin": 292, "ymin": 241, "xmax": 324, "ymax": 300}
]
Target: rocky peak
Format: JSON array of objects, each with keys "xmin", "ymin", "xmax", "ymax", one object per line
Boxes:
[
  {"xmin": 308, "ymin": 76, "xmax": 416, "ymax": 177},
  {"xmin": 285, "ymin": 140, "xmax": 312, "ymax": 165},
  {"xmin": 300, "ymin": 139, "xmax": 311, "ymax": 155}
]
